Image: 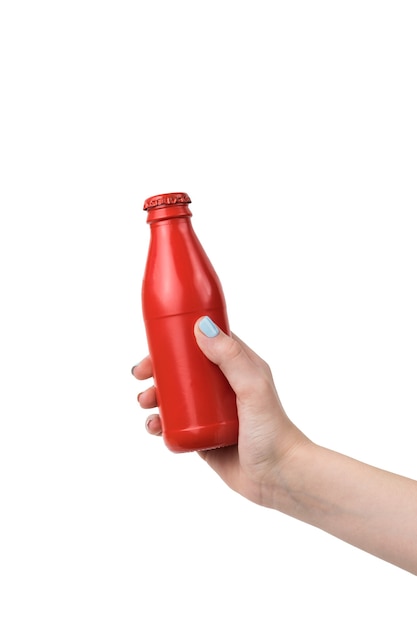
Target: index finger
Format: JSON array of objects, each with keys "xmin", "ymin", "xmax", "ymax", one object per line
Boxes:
[{"xmin": 131, "ymin": 356, "xmax": 153, "ymax": 380}]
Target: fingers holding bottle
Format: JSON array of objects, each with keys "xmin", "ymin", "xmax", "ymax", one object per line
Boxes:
[{"xmin": 131, "ymin": 356, "xmax": 162, "ymax": 436}]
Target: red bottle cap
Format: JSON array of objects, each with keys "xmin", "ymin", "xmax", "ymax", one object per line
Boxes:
[
  {"xmin": 143, "ymin": 192, "xmax": 192, "ymax": 223},
  {"xmin": 143, "ymin": 192, "xmax": 192, "ymax": 210}
]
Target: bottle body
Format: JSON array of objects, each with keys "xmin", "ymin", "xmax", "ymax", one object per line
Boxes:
[{"xmin": 142, "ymin": 193, "xmax": 238, "ymax": 452}]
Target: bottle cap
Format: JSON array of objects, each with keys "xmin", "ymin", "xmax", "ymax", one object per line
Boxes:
[{"xmin": 143, "ymin": 192, "xmax": 191, "ymax": 210}]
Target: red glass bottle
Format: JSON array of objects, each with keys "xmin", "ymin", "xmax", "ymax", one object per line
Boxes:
[{"xmin": 141, "ymin": 192, "xmax": 238, "ymax": 452}]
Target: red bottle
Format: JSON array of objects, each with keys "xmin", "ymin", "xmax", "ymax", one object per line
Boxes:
[{"xmin": 141, "ymin": 192, "xmax": 238, "ymax": 452}]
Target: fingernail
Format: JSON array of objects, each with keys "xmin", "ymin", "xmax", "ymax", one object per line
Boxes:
[
  {"xmin": 131, "ymin": 364, "xmax": 139, "ymax": 376},
  {"xmin": 198, "ymin": 316, "xmax": 220, "ymax": 338}
]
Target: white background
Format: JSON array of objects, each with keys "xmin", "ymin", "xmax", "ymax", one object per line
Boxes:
[{"xmin": 1, "ymin": 1, "xmax": 416, "ymax": 624}]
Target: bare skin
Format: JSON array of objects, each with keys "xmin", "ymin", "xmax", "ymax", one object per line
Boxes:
[{"xmin": 132, "ymin": 317, "xmax": 417, "ymax": 575}]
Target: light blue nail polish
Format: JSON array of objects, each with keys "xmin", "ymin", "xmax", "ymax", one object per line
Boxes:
[{"xmin": 199, "ymin": 316, "xmax": 220, "ymax": 338}]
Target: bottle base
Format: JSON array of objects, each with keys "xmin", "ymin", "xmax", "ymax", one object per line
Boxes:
[{"xmin": 163, "ymin": 421, "xmax": 238, "ymax": 453}]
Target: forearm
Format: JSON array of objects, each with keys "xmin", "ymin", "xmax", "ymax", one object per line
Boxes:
[{"xmin": 274, "ymin": 442, "xmax": 417, "ymax": 575}]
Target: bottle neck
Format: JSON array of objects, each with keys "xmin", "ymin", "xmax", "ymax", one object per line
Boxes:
[{"xmin": 145, "ymin": 203, "xmax": 192, "ymax": 224}]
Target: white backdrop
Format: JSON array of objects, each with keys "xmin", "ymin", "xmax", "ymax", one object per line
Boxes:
[{"xmin": 1, "ymin": 1, "xmax": 416, "ymax": 624}]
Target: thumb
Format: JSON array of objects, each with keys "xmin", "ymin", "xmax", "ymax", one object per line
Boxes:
[{"xmin": 194, "ymin": 316, "xmax": 264, "ymax": 400}]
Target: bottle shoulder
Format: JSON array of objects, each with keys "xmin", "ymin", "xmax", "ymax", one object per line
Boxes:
[{"xmin": 142, "ymin": 220, "xmax": 226, "ymax": 317}]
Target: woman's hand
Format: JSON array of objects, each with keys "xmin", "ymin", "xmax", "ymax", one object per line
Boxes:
[{"xmin": 132, "ymin": 317, "xmax": 310, "ymax": 508}]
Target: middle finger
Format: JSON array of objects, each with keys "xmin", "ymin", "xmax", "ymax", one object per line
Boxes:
[{"xmin": 138, "ymin": 386, "xmax": 157, "ymax": 409}]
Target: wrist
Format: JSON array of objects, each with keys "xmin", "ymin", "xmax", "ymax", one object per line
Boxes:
[{"xmin": 265, "ymin": 437, "xmax": 318, "ymax": 514}]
